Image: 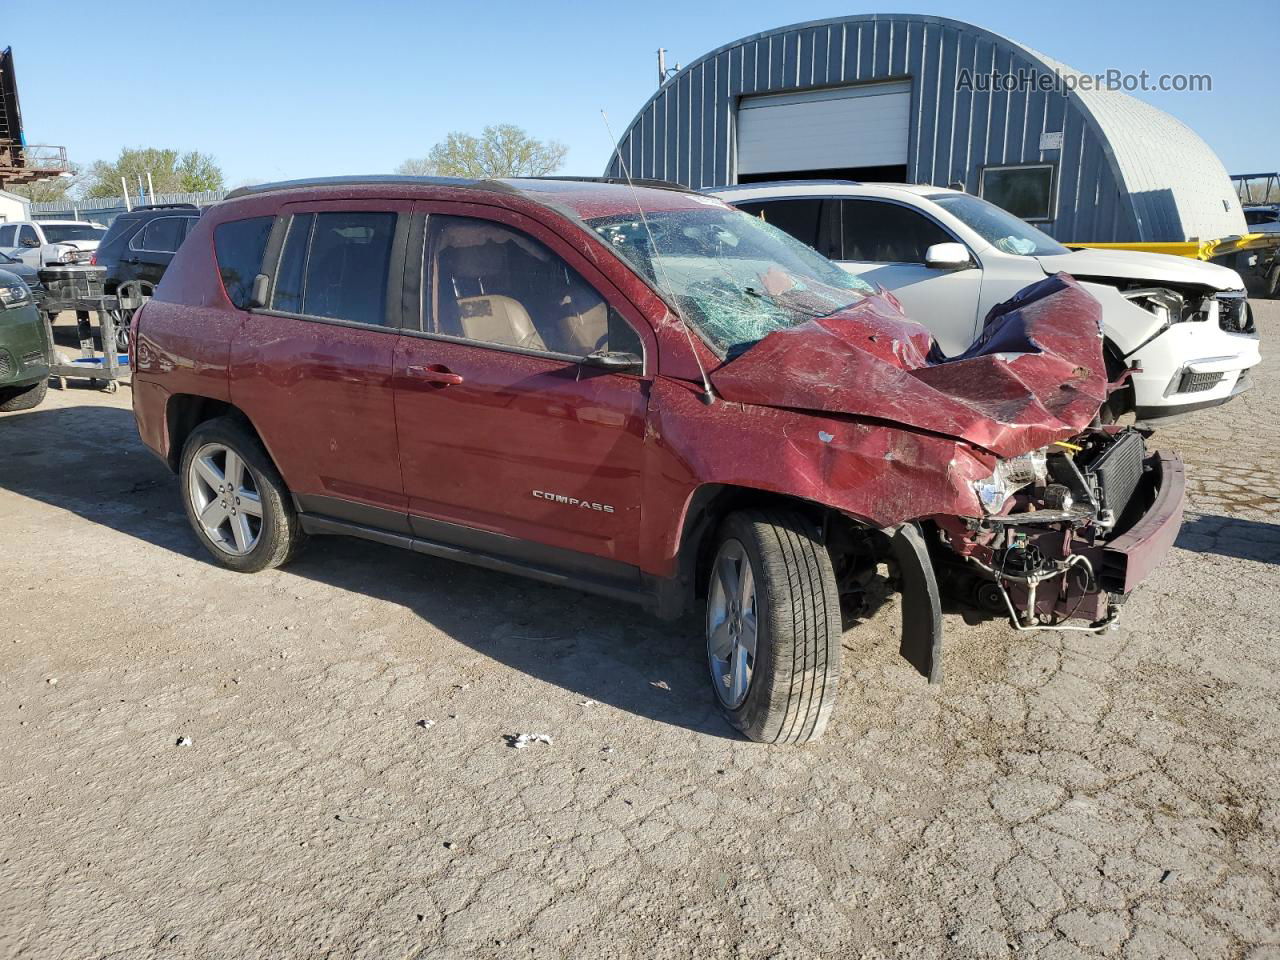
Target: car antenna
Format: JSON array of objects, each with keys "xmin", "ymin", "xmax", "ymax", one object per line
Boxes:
[{"xmin": 601, "ymin": 110, "xmax": 715, "ymax": 405}]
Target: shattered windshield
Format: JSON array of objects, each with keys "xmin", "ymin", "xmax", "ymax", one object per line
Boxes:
[
  {"xmin": 586, "ymin": 205, "xmax": 874, "ymax": 352},
  {"xmin": 929, "ymin": 193, "xmax": 1067, "ymax": 257}
]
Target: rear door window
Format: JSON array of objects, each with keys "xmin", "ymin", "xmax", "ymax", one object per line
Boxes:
[
  {"xmin": 133, "ymin": 217, "xmax": 187, "ymax": 253},
  {"xmin": 270, "ymin": 214, "xmax": 313, "ymax": 315},
  {"xmin": 734, "ymin": 198, "xmax": 840, "ymax": 258},
  {"xmin": 0, "ymin": 225, "xmax": 14, "ymax": 246},
  {"xmin": 838, "ymin": 199, "xmax": 953, "ymax": 263},
  {"xmin": 213, "ymin": 216, "xmax": 274, "ymax": 309},
  {"xmin": 271, "ymin": 211, "xmax": 396, "ymax": 326}
]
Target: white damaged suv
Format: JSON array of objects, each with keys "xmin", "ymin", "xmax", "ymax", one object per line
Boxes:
[{"xmin": 712, "ymin": 182, "xmax": 1260, "ymax": 422}]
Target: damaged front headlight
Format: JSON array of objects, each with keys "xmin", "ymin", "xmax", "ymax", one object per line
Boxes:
[
  {"xmin": 1121, "ymin": 287, "xmax": 1185, "ymax": 325},
  {"xmin": 973, "ymin": 449, "xmax": 1048, "ymax": 514}
]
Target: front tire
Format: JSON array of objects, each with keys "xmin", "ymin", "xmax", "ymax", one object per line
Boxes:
[
  {"xmin": 0, "ymin": 378, "xmax": 48, "ymax": 412},
  {"xmin": 179, "ymin": 417, "xmax": 304, "ymax": 572},
  {"xmin": 706, "ymin": 509, "xmax": 842, "ymax": 744}
]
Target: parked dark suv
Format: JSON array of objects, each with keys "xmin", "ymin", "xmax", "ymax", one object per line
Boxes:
[
  {"xmin": 131, "ymin": 176, "xmax": 1185, "ymax": 743},
  {"xmin": 94, "ymin": 203, "xmax": 202, "ymax": 293}
]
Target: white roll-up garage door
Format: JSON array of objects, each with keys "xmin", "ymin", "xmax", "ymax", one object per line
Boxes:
[{"xmin": 736, "ymin": 81, "xmax": 912, "ymax": 175}]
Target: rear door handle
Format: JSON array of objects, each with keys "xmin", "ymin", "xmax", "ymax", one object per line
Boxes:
[{"xmin": 406, "ymin": 364, "xmax": 464, "ymax": 386}]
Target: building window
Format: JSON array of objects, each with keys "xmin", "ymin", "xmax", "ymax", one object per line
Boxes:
[{"xmin": 979, "ymin": 164, "xmax": 1056, "ymax": 222}]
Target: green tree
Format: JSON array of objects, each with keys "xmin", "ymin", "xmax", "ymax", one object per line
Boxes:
[
  {"xmin": 82, "ymin": 147, "xmax": 224, "ymax": 199},
  {"xmin": 397, "ymin": 124, "xmax": 567, "ymax": 179}
]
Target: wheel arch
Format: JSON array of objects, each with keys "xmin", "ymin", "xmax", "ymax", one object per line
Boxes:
[
  {"xmin": 164, "ymin": 394, "xmax": 266, "ymax": 472},
  {"xmin": 656, "ymin": 483, "xmax": 874, "ymax": 618}
]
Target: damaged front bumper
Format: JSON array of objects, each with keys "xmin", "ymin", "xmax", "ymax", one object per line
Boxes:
[{"xmin": 936, "ymin": 433, "xmax": 1186, "ymax": 633}]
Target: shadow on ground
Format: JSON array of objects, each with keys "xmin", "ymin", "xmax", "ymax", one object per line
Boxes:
[
  {"xmin": 1176, "ymin": 513, "xmax": 1280, "ymax": 565},
  {"xmin": 0, "ymin": 402, "xmax": 730, "ymax": 738}
]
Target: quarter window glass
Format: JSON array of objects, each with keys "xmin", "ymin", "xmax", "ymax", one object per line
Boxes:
[
  {"xmin": 213, "ymin": 216, "xmax": 274, "ymax": 309},
  {"xmin": 271, "ymin": 214, "xmax": 314, "ymax": 314},
  {"xmin": 136, "ymin": 217, "xmax": 185, "ymax": 253},
  {"xmin": 839, "ymin": 200, "xmax": 952, "ymax": 263},
  {"xmin": 300, "ymin": 212, "xmax": 396, "ymax": 326},
  {"xmin": 429, "ymin": 216, "xmax": 619, "ymax": 356}
]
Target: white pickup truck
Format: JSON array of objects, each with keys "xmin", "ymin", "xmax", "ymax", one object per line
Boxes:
[
  {"xmin": 712, "ymin": 182, "xmax": 1261, "ymax": 423},
  {"xmin": 0, "ymin": 220, "xmax": 107, "ymax": 268}
]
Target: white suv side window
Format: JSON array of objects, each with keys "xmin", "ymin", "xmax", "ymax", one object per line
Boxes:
[
  {"xmin": 0, "ymin": 224, "xmax": 15, "ymax": 246},
  {"xmin": 18, "ymin": 225, "xmax": 40, "ymax": 247}
]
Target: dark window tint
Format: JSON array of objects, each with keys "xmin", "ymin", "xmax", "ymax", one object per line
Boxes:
[
  {"xmin": 271, "ymin": 214, "xmax": 313, "ymax": 314},
  {"xmin": 300, "ymin": 212, "xmax": 396, "ymax": 326},
  {"xmin": 430, "ymin": 216, "xmax": 624, "ymax": 356},
  {"xmin": 135, "ymin": 217, "xmax": 186, "ymax": 253},
  {"xmin": 213, "ymin": 216, "xmax": 274, "ymax": 309},
  {"xmin": 736, "ymin": 199, "xmax": 821, "ymax": 247},
  {"xmin": 0, "ymin": 225, "xmax": 15, "ymax": 245},
  {"xmin": 39, "ymin": 224, "xmax": 105, "ymax": 243},
  {"xmin": 839, "ymin": 200, "xmax": 953, "ymax": 263},
  {"xmin": 979, "ymin": 165, "xmax": 1056, "ymax": 221},
  {"xmin": 101, "ymin": 217, "xmax": 139, "ymax": 250},
  {"xmin": 18, "ymin": 225, "xmax": 39, "ymax": 246}
]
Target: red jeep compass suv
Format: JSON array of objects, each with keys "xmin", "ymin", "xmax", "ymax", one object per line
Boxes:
[{"xmin": 131, "ymin": 176, "xmax": 1185, "ymax": 743}]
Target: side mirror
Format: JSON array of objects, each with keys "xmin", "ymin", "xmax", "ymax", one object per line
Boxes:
[
  {"xmin": 581, "ymin": 349, "xmax": 642, "ymax": 374},
  {"xmin": 20, "ymin": 236, "xmax": 41, "ymax": 248},
  {"xmin": 249, "ymin": 273, "xmax": 270, "ymax": 309},
  {"xmin": 924, "ymin": 242, "xmax": 973, "ymax": 270}
]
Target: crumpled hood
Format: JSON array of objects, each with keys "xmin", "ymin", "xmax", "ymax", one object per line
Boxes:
[
  {"xmin": 709, "ymin": 274, "xmax": 1108, "ymax": 459},
  {"xmin": 1036, "ymin": 247, "xmax": 1242, "ymax": 291}
]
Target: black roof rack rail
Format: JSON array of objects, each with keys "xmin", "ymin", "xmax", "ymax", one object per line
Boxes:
[
  {"xmin": 224, "ymin": 175, "xmax": 521, "ymax": 201},
  {"xmin": 224, "ymin": 174, "xmax": 695, "ymax": 202},
  {"xmin": 132, "ymin": 202, "xmax": 200, "ymax": 211},
  {"xmin": 507, "ymin": 175, "xmax": 693, "ymax": 193}
]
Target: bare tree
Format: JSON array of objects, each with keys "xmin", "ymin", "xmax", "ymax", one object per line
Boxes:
[{"xmin": 397, "ymin": 125, "xmax": 568, "ymax": 179}]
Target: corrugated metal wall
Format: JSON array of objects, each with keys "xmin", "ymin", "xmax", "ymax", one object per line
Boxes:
[{"xmin": 605, "ymin": 14, "xmax": 1141, "ymax": 243}]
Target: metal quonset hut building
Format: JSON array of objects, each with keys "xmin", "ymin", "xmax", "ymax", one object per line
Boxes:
[{"xmin": 605, "ymin": 14, "xmax": 1246, "ymax": 244}]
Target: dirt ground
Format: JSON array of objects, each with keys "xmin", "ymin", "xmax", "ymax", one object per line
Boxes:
[{"xmin": 2, "ymin": 304, "xmax": 1278, "ymax": 960}]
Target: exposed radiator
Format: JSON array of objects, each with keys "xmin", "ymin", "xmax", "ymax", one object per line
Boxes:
[{"xmin": 1086, "ymin": 431, "xmax": 1145, "ymax": 518}]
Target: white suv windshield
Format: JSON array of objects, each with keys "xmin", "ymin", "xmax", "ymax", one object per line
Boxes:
[
  {"xmin": 40, "ymin": 224, "xmax": 106, "ymax": 243},
  {"xmin": 928, "ymin": 193, "xmax": 1067, "ymax": 257},
  {"xmin": 586, "ymin": 206, "xmax": 873, "ymax": 352}
]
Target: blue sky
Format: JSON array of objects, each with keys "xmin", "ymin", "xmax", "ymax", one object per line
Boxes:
[{"xmin": 3, "ymin": 0, "xmax": 1273, "ymax": 187}]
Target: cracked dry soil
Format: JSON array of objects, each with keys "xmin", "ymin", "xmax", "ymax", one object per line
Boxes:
[{"xmin": 1, "ymin": 304, "xmax": 1278, "ymax": 959}]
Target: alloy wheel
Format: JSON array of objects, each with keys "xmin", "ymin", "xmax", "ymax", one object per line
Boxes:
[
  {"xmin": 707, "ymin": 539, "xmax": 758, "ymax": 709},
  {"xmin": 187, "ymin": 442, "xmax": 263, "ymax": 556}
]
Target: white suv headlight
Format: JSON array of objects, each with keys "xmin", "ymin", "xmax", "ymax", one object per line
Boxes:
[
  {"xmin": 0, "ymin": 282, "xmax": 31, "ymax": 307},
  {"xmin": 1121, "ymin": 287, "xmax": 1185, "ymax": 324},
  {"xmin": 973, "ymin": 449, "xmax": 1048, "ymax": 514}
]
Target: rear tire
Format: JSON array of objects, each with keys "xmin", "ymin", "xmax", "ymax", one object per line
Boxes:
[
  {"xmin": 706, "ymin": 509, "xmax": 842, "ymax": 744},
  {"xmin": 179, "ymin": 417, "xmax": 305, "ymax": 573},
  {"xmin": 0, "ymin": 378, "xmax": 48, "ymax": 412}
]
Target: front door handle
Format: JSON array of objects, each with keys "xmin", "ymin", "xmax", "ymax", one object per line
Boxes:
[{"xmin": 406, "ymin": 364, "xmax": 464, "ymax": 386}]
